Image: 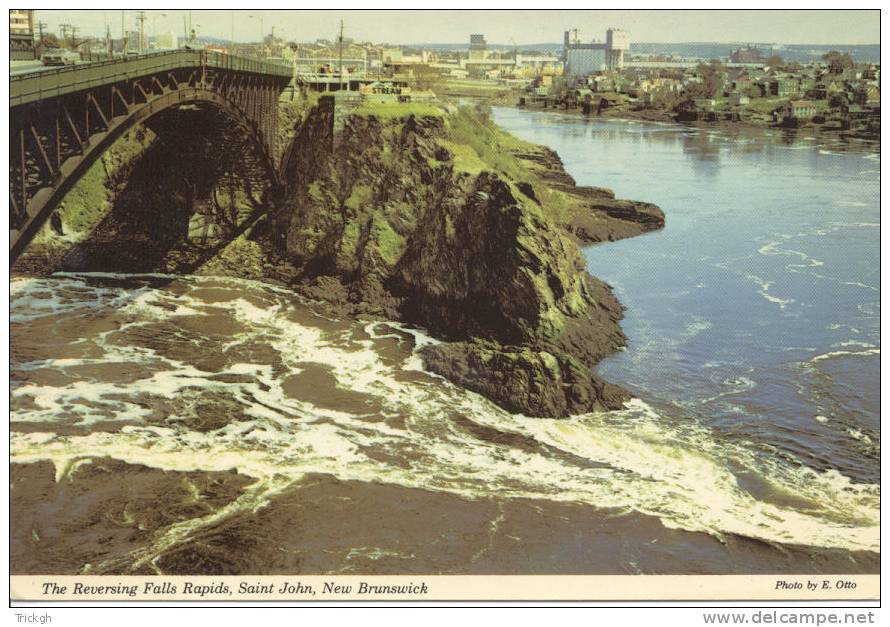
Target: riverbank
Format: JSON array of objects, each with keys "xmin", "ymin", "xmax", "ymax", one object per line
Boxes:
[
  {"xmin": 12, "ymin": 97, "xmax": 664, "ymax": 419},
  {"xmin": 480, "ymin": 86, "xmax": 880, "ymax": 146},
  {"xmin": 529, "ymin": 104, "xmax": 881, "ymax": 146}
]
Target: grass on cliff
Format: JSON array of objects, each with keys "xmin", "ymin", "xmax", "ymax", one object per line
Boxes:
[
  {"xmin": 352, "ymin": 101, "xmax": 445, "ymax": 119},
  {"xmin": 33, "ymin": 126, "xmax": 155, "ymax": 245},
  {"xmin": 443, "ymin": 106, "xmax": 532, "ymax": 180},
  {"xmin": 440, "ymin": 107, "xmax": 579, "ymax": 222}
]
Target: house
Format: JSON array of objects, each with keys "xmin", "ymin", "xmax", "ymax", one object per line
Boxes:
[
  {"xmin": 783, "ymin": 100, "xmax": 818, "ymax": 120},
  {"xmin": 728, "ymin": 92, "xmax": 750, "ymax": 106},
  {"xmin": 808, "ymin": 83, "xmax": 829, "ymax": 100},
  {"xmin": 732, "ymin": 75, "xmax": 755, "ymax": 92},
  {"xmin": 862, "ymin": 66, "xmax": 880, "ymax": 81},
  {"xmin": 853, "ymin": 85, "xmax": 880, "ymax": 105},
  {"xmin": 841, "ymin": 104, "xmax": 869, "ymax": 120},
  {"xmin": 825, "ymin": 80, "xmax": 846, "ymax": 97},
  {"xmin": 767, "ymin": 77, "xmax": 800, "ymax": 97}
]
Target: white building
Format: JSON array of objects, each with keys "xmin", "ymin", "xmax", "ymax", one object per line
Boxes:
[
  {"xmin": 563, "ymin": 28, "xmax": 630, "ymax": 77},
  {"xmin": 565, "ymin": 46, "xmax": 607, "ymax": 76}
]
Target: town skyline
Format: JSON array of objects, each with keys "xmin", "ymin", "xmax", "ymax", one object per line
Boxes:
[{"xmin": 33, "ymin": 9, "xmax": 880, "ymax": 46}]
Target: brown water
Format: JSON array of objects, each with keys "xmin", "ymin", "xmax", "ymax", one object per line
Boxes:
[{"xmin": 11, "ymin": 273, "xmax": 879, "ymax": 575}]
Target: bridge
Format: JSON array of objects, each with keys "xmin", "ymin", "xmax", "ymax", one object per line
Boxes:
[{"xmin": 9, "ymin": 49, "xmax": 294, "ymax": 262}]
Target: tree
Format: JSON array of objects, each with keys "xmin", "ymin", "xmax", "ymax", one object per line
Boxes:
[
  {"xmin": 694, "ymin": 59, "xmax": 727, "ymax": 98},
  {"xmin": 822, "ymin": 51, "xmax": 854, "ymax": 73},
  {"xmin": 38, "ymin": 33, "xmax": 60, "ymax": 53},
  {"xmin": 765, "ymin": 55, "xmax": 784, "ymax": 69},
  {"xmin": 829, "ymin": 93, "xmax": 850, "ymax": 108},
  {"xmin": 650, "ymin": 88, "xmax": 682, "ymax": 110}
]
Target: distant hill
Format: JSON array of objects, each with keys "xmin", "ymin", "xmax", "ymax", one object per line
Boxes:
[
  {"xmin": 629, "ymin": 42, "xmax": 880, "ymax": 63},
  {"xmin": 412, "ymin": 41, "xmax": 880, "ymax": 63}
]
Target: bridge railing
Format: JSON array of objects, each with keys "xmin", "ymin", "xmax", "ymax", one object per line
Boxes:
[
  {"xmin": 203, "ymin": 51, "xmax": 293, "ymax": 77},
  {"xmin": 10, "ymin": 49, "xmax": 292, "ymax": 107}
]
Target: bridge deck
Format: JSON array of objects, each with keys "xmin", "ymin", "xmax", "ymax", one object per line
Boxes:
[{"xmin": 10, "ymin": 49, "xmax": 293, "ymax": 107}]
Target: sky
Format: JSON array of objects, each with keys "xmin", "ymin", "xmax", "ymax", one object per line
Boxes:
[{"xmin": 33, "ymin": 9, "xmax": 880, "ymax": 46}]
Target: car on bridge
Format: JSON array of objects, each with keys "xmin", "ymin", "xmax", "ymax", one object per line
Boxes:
[{"xmin": 41, "ymin": 48, "xmax": 81, "ymax": 66}]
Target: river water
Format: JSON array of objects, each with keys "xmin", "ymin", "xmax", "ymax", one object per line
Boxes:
[{"xmin": 10, "ymin": 109, "xmax": 879, "ymax": 576}]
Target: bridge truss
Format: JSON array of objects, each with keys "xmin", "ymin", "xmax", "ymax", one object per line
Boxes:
[{"xmin": 9, "ymin": 50, "xmax": 293, "ymax": 261}]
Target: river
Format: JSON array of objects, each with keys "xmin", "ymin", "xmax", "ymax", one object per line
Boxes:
[{"xmin": 10, "ymin": 108, "xmax": 879, "ymax": 576}]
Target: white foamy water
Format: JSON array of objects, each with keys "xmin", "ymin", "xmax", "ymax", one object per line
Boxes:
[{"xmin": 10, "ymin": 274, "xmax": 880, "ymax": 558}]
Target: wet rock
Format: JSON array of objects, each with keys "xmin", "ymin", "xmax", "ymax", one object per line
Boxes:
[{"xmin": 419, "ymin": 340, "xmax": 630, "ymax": 417}]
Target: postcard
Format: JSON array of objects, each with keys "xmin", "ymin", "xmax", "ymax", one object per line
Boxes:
[{"xmin": 8, "ymin": 7, "xmax": 880, "ymax": 608}]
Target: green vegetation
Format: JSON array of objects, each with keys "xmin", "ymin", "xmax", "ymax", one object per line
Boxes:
[
  {"xmin": 33, "ymin": 126, "xmax": 155, "ymax": 245},
  {"xmin": 741, "ymin": 98, "xmax": 785, "ymax": 115},
  {"xmin": 344, "ymin": 184, "xmax": 373, "ymax": 211},
  {"xmin": 370, "ymin": 216, "xmax": 406, "ymax": 267},
  {"xmin": 437, "ymin": 139, "xmax": 488, "ymax": 175},
  {"xmin": 338, "ymin": 220, "xmax": 361, "ymax": 259},
  {"xmin": 197, "ymin": 235, "xmax": 266, "ymax": 279},
  {"xmin": 351, "ymin": 101, "xmax": 445, "ymax": 119},
  {"xmin": 687, "ymin": 59, "xmax": 727, "ymax": 98},
  {"xmin": 437, "ymin": 106, "xmax": 595, "ymax": 226},
  {"xmin": 442, "ymin": 106, "xmax": 531, "ymax": 181}
]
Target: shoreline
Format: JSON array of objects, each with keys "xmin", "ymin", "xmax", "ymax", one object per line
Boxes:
[{"xmin": 498, "ymin": 100, "xmax": 880, "ymax": 150}]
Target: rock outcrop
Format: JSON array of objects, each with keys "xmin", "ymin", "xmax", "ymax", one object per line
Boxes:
[
  {"xmin": 14, "ymin": 96, "xmax": 665, "ymax": 418},
  {"xmin": 271, "ymin": 100, "xmax": 664, "ymax": 417}
]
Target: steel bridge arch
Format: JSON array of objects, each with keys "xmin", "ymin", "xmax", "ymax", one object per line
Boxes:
[{"xmin": 10, "ymin": 51, "xmax": 292, "ymax": 262}]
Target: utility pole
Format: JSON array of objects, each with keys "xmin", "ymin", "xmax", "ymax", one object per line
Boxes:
[
  {"xmin": 338, "ymin": 19, "xmax": 344, "ymax": 92},
  {"xmin": 249, "ymin": 14, "xmax": 264, "ymax": 58},
  {"xmin": 102, "ymin": 11, "xmax": 109, "ymax": 55},
  {"xmin": 70, "ymin": 25, "xmax": 79, "ymax": 49},
  {"xmin": 136, "ymin": 10, "xmax": 145, "ymax": 53},
  {"xmin": 259, "ymin": 15, "xmax": 264, "ymax": 54},
  {"xmin": 36, "ymin": 20, "xmax": 46, "ymax": 50}
]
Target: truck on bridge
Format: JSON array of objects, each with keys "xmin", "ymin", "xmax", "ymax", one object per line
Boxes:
[{"xmin": 40, "ymin": 48, "xmax": 81, "ymax": 66}]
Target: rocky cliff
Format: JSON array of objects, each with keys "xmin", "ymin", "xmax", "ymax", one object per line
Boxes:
[
  {"xmin": 13, "ymin": 96, "xmax": 664, "ymax": 418},
  {"xmin": 268, "ymin": 99, "xmax": 664, "ymax": 417}
]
